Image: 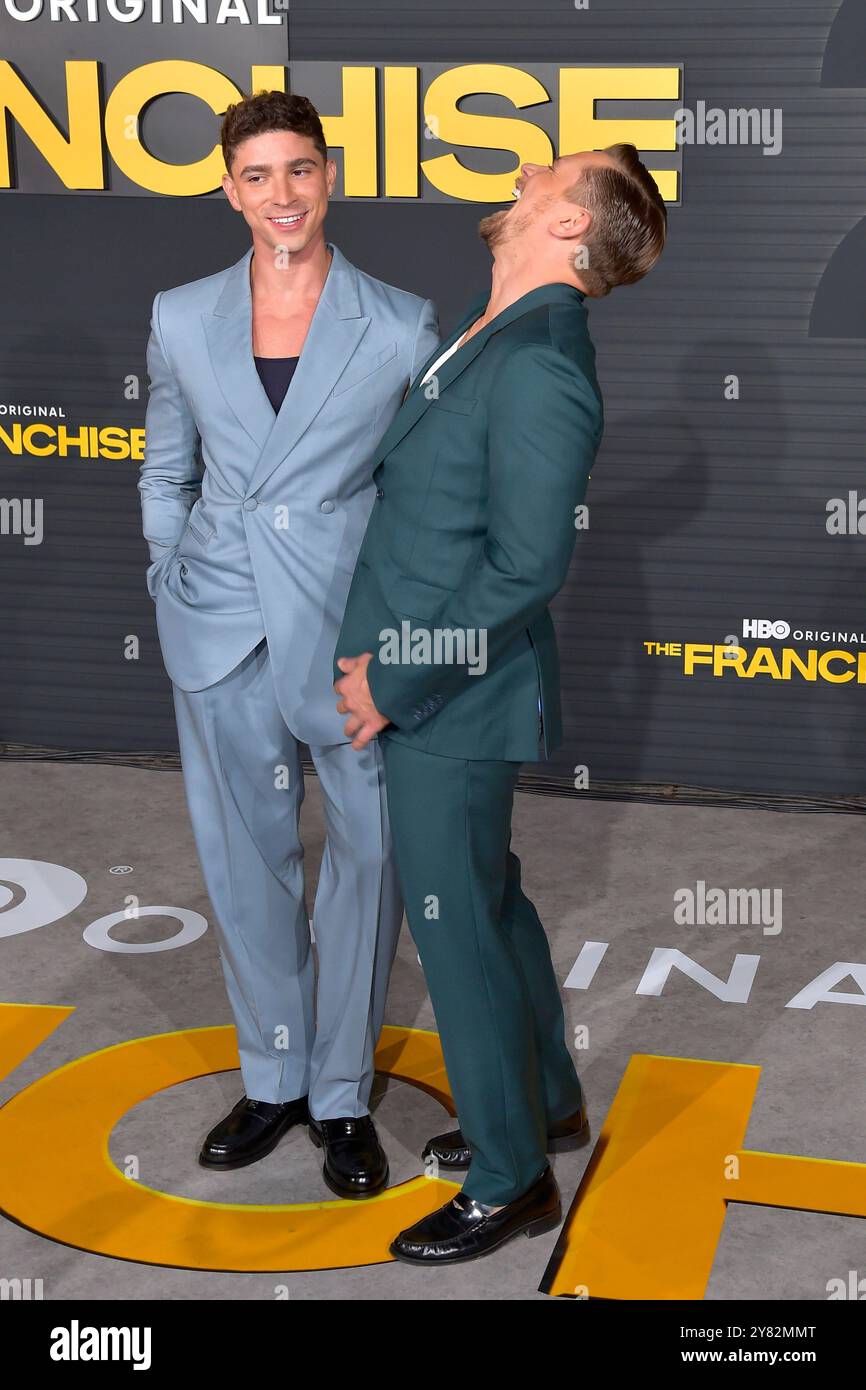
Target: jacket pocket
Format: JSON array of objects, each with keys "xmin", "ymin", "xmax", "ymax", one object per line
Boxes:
[
  {"xmin": 332, "ymin": 341, "xmax": 398, "ymax": 396},
  {"xmin": 429, "ymin": 393, "xmax": 477, "ymax": 416},
  {"xmin": 186, "ymin": 506, "xmax": 215, "ymax": 546},
  {"xmin": 387, "ymin": 573, "xmax": 457, "ymax": 619}
]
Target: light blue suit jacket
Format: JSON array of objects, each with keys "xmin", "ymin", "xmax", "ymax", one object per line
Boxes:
[{"xmin": 139, "ymin": 242, "xmax": 439, "ymax": 745}]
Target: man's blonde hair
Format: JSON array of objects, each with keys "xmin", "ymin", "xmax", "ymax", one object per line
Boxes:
[{"xmin": 567, "ymin": 143, "xmax": 668, "ymax": 296}]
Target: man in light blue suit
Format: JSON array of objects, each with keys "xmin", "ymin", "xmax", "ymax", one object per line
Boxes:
[{"xmin": 139, "ymin": 91, "xmax": 438, "ymax": 1198}]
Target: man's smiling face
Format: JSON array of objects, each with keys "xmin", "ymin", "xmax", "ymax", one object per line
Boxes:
[{"xmin": 222, "ymin": 130, "xmax": 336, "ymax": 254}]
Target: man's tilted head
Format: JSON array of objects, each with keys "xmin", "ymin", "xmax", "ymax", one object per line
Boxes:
[{"xmin": 478, "ymin": 144, "xmax": 667, "ymax": 297}]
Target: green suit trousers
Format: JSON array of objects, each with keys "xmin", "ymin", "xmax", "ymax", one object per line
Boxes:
[{"xmin": 381, "ymin": 735, "xmax": 584, "ymax": 1204}]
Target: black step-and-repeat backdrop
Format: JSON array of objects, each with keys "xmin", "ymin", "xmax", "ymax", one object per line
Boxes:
[{"xmin": 1, "ymin": 0, "xmax": 865, "ymax": 796}]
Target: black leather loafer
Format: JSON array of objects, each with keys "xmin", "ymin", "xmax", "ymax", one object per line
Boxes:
[
  {"xmin": 422, "ymin": 1101, "xmax": 590, "ymax": 1169},
  {"xmin": 390, "ymin": 1164, "xmax": 561, "ymax": 1265},
  {"xmin": 199, "ymin": 1094, "xmax": 309, "ymax": 1170},
  {"xmin": 308, "ymin": 1114, "xmax": 389, "ymax": 1199}
]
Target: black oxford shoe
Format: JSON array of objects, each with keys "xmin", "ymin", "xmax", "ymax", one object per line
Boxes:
[
  {"xmin": 308, "ymin": 1114, "xmax": 389, "ymax": 1199},
  {"xmin": 199, "ymin": 1094, "xmax": 309, "ymax": 1170},
  {"xmin": 422, "ymin": 1101, "xmax": 590, "ymax": 1169},
  {"xmin": 390, "ymin": 1164, "xmax": 561, "ymax": 1265}
]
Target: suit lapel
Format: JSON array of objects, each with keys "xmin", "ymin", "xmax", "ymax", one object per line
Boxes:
[
  {"xmin": 202, "ymin": 246, "xmax": 273, "ymax": 455},
  {"xmin": 203, "ymin": 242, "xmax": 372, "ymax": 497},
  {"xmin": 370, "ymin": 282, "xmax": 586, "ymax": 470},
  {"xmin": 407, "ymin": 291, "xmax": 487, "ymax": 395}
]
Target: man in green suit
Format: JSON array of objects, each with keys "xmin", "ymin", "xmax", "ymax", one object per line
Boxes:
[{"xmin": 334, "ymin": 143, "xmax": 667, "ymax": 1264}]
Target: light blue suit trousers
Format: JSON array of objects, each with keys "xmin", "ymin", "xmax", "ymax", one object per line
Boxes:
[{"xmin": 172, "ymin": 638, "xmax": 402, "ymax": 1114}]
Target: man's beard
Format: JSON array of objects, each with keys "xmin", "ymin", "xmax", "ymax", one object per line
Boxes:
[
  {"xmin": 477, "ymin": 208, "xmax": 512, "ymax": 250},
  {"xmin": 477, "ymin": 202, "xmax": 534, "ymax": 250},
  {"xmin": 477, "ymin": 192, "xmax": 547, "ymax": 250}
]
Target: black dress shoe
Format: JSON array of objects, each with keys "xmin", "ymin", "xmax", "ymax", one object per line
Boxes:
[
  {"xmin": 390, "ymin": 1164, "xmax": 561, "ymax": 1265},
  {"xmin": 199, "ymin": 1094, "xmax": 309, "ymax": 1170},
  {"xmin": 422, "ymin": 1101, "xmax": 590, "ymax": 1169},
  {"xmin": 308, "ymin": 1114, "xmax": 389, "ymax": 1199}
]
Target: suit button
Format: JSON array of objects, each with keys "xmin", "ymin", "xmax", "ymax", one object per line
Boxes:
[
  {"xmin": 243, "ymin": 498, "xmax": 258, "ymax": 511},
  {"xmin": 320, "ymin": 499, "xmax": 335, "ymax": 514},
  {"xmin": 376, "ymin": 488, "xmax": 385, "ymax": 500}
]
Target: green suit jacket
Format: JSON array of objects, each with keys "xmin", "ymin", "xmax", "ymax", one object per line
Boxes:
[{"xmin": 334, "ymin": 281, "xmax": 604, "ymax": 762}]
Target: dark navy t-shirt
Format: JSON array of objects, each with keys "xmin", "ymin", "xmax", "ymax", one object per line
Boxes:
[{"xmin": 254, "ymin": 355, "xmax": 299, "ymax": 414}]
